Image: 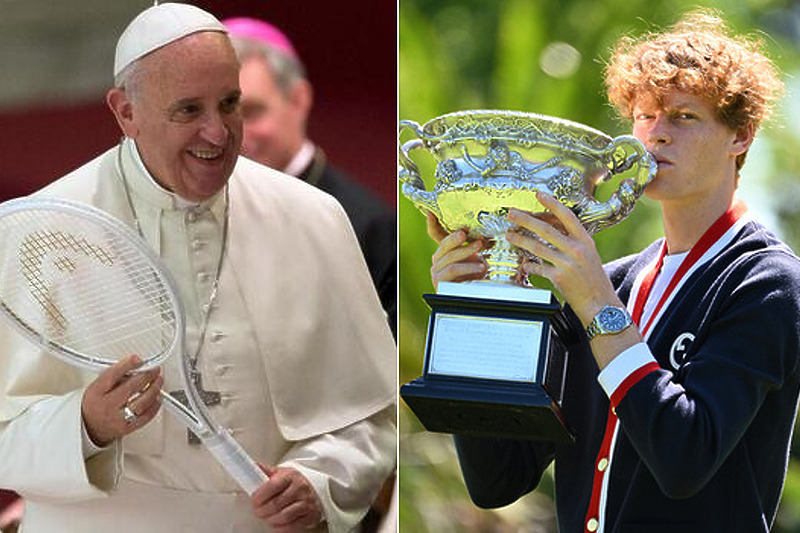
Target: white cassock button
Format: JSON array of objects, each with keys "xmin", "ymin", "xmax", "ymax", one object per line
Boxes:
[
  {"xmin": 587, "ymin": 518, "xmax": 599, "ymax": 531},
  {"xmin": 597, "ymin": 458, "xmax": 609, "ymax": 472}
]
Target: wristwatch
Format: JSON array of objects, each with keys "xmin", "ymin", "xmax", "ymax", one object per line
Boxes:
[{"xmin": 585, "ymin": 305, "xmax": 633, "ymax": 340}]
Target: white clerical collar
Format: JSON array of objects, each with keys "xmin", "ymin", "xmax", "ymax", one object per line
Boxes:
[
  {"xmin": 125, "ymin": 137, "xmax": 224, "ymax": 215},
  {"xmin": 282, "ymin": 140, "xmax": 315, "ymax": 177}
]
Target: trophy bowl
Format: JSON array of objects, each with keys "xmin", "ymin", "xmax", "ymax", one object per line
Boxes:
[
  {"xmin": 399, "ymin": 110, "xmax": 657, "ymax": 284},
  {"xmin": 399, "ymin": 110, "xmax": 656, "ymax": 440}
]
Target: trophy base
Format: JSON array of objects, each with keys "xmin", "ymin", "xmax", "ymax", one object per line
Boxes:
[
  {"xmin": 401, "ymin": 376, "xmax": 573, "ymax": 442},
  {"xmin": 401, "ymin": 288, "xmax": 576, "ymax": 442}
]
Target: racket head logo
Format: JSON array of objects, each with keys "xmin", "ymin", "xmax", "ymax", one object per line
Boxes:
[{"xmin": 19, "ymin": 229, "xmax": 116, "ymax": 332}]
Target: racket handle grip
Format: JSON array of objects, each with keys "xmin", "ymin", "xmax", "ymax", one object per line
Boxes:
[{"xmin": 202, "ymin": 430, "xmax": 269, "ymax": 495}]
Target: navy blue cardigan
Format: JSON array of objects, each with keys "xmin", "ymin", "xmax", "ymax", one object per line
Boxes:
[{"xmin": 455, "ymin": 219, "xmax": 800, "ymax": 532}]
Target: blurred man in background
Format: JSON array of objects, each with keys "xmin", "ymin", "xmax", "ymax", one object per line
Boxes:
[{"xmin": 224, "ymin": 17, "xmax": 396, "ymax": 338}]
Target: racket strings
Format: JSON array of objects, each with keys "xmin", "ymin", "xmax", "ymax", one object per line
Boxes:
[{"xmin": 0, "ymin": 209, "xmax": 178, "ymax": 363}]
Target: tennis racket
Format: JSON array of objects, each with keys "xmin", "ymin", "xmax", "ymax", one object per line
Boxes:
[{"xmin": 0, "ymin": 196, "xmax": 268, "ymax": 494}]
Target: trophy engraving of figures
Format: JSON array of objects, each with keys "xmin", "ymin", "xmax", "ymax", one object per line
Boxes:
[{"xmin": 400, "ymin": 110, "xmax": 656, "ymax": 441}]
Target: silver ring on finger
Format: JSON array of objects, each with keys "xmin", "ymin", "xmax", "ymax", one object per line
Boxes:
[{"xmin": 122, "ymin": 405, "xmax": 138, "ymax": 425}]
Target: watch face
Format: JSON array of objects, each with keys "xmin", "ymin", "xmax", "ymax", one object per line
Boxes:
[{"xmin": 600, "ymin": 307, "xmax": 629, "ymax": 332}]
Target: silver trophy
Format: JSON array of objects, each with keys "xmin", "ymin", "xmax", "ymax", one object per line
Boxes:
[{"xmin": 400, "ymin": 110, "xmax": 656, "ymax": 441}]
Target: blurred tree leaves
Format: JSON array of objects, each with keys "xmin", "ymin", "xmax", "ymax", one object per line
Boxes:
[{"xmin": 399, "ymin": 0, "xmax": 800, "ymax": 531}]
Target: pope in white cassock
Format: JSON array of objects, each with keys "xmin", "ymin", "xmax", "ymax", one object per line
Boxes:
[{"xmin": 0, "ymin": 4, "xmax": 396, "ymax": 532}]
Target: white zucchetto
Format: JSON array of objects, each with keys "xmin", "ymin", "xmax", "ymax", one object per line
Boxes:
[{"xmin": 114, "ymin": 2, "xmax": 227, "ymax": 77}]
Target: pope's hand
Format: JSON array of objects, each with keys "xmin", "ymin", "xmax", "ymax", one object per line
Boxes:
[
  {"xmin": 81, "ymin": 354, "xmax": 163, "ymax": 447},
  {"xmin": 427, "ymin": 211, "xmax": 488, "ymax": 290},
  {"xmin": 251, "ymin": 465, "xmax": 323, "ymax": 532}
]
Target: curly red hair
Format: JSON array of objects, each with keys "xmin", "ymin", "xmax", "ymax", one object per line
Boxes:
[{"xmin": 604, "ymin": 11, "xmax": 783, "ymax": 170}]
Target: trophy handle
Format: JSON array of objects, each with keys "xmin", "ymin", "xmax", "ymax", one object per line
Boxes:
[
  {"xmin": 399, "ymin": 121, "xmax": 441, "ymax": 219},
  {"xmin": 577, "ymin": 135, "xmax": 657, "ymax": 233}
]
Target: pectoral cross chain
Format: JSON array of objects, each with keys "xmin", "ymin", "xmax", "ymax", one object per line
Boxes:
[{"xmin": 170, "ymin": 370, "xmax": 221, "ymax": 445}]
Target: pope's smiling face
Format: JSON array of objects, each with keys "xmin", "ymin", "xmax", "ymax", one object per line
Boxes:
[{"xmin": 111, "ymin": 31, "xmax": 243, "ymax": 202}]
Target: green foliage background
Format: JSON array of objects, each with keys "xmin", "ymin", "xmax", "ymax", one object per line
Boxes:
[{"xmin": 398, "ymin": 1, "xmax": 800, "ymax": 531}]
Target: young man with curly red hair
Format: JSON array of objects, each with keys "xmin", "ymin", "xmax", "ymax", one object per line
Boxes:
[{"xmin": 429, "ymin": 12, "xmax": 800, "ymax": 531}]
